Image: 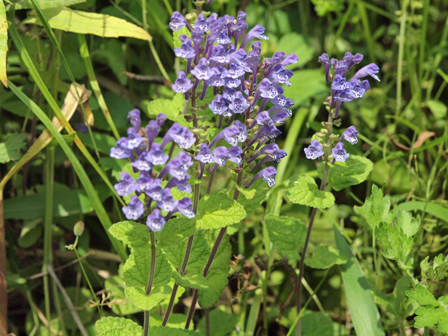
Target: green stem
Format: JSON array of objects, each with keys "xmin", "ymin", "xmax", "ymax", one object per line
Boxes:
[
  {"xmin": 395, "ymin": 0, "xmax": 408, "ymax": 122},
  {"xmin": 143, "ymin": 232, "xmax": 157, "ymax": 336}
]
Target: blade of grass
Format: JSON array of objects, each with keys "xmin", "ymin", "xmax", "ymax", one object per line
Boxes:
[
  {"xmin": 356, "ymin": 0, "xmax": 376, "ymax": 63},
  {"xmin": 333, "ymin": 225, "xmax": 385, "ymax": 336},
  {"xmin": 329, "ymin": 0, "xmax": 355, "ymax": 56},
  {"xmin": 8, "ymin": 80, "xmax": 127, "ymax": 261},
  {"xmin": 245, "ymin": 288, "xmax": 262, "ymax": 336}
]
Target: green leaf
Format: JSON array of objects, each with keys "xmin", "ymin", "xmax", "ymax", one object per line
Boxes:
[
  {"xmin": 305, "ymin": 245, "xmax": 347, "ymax": 269},
  {"xmin": 395, "ymin": 209, "xmax": 420, "ymax": 237},
  {"xmin": 301, "ymin": 312, "xmax": 333, "ymax": 336},
  {"xmin": 286, "ymin": 174, "xmax": 335, "ymax": 209},
  {"xmin": 283, "ymin": 69, "xmax": 327, "ymax": 106},
  {"xmin": 147, "ymin": 326, "xmax": 199, "ymax": 336},
  {"xmin": 173, "ymin": 26, "xmax": 191, "ymax": 49},
  {"xmin": 150, "ymin": 314, "xmax": 193, "ymax": 330},
  {"xmin": 18, "ymin": 218, "xmax": 42, "ymax": 248},
  {"xmin": 277, "ymin": 33, "xmax": 313, "ymax": 68},
  {"xmin": 319, "ymin": 155, "xmax": 373, "ymax": 191},
  {"xmin": 406, "ymin": 285, "xmax": 448, "ymax": 332},
  {"xmin": 237, "ymin": 179, "xmax": 269, "ymax": 217},
  {"xmin": 77, "ymin": 131, "xmax": 117, "ymax": 154},
  {"xmin": 24, "ymin": 7, "xmax": 151, "ymax": 41},
  {"xmin": 198, "ymin": 231, "xmax": 231, "ymax": 308},
  {"xmin": 163, "ymin": 230, "xmax": 209, "ymax": 274},
  {"xmin": 265, "ymin": 215, "xmax": 307, "ymax": 262},
  {"xmin": 96, "ymin": 317, "xmax": 142, "ymax": 336},
  {"xmin": 0, "ymin": 133, "xmax": 27, "ymax": 163},
  {"xmin": 123, "ymin": 246, "xmax": 172, "ymax": 288},
  {"xmin": 354, "ymin": 184, "xmax": 394, "ymax": 230},
  {"xmin": 197, "ymin": 310, "xmax": 238, "ymax": 336},
  {"xmin": 395, "ymin": 201, "xmax": 448, "ymax": 224},
  {"xmin": 104, "ymin": 276, "xmax": 142, "ymax": 316},
  {"xmin": 420, "ymin": 254, "xmax": 448, "ymax": 284},
  {"xmin": 376, "ymin": 222, "xmax": 413, "ymax": 269},
  {"xmin": 197, "ymin": 191, "xmax": 246, "ymax": 230},
  {"xmin": 427, "ymin": 100, "xmax": 447, "ymax": 119},
  {"xmin": 109, "ymin": 221, "xmax": 150, "ymax": 248},
  {"xmin": 0, "ymin": 0, "xmax": 7, "ymax": 87},
  {"xmin": 235, "ymin": 183, "xmax": 257, "ymax": 200},
  {"xmin": 334, "ymin": 225, "xmax": 385, "ymax": 336},
  {"xmin": 146, "ymin": 94, "xmax": 184, "ymax": 121},
  {"xmin": 125, "ymin": 285, "xmax": 172, "ymax": 310},
  {"xmin": 172, "ymin": 272, "xmax": 208, "ymax": 289},
  {"xmin": 155, "ymin": 217, "xmax": 197, "ymax": 249},
  {"xmin": 7, "ymin": 0, "xmax": 86, "ymax": 10}
]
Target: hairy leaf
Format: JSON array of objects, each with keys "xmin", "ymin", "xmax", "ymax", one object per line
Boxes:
[
  {"xmin": 173, "ymin": 272, "xmax": 208, "ymax": 290},
  {"xmin": 376, "ymin": 222, "xmax": 413, "ymax": 270},
  {"xmin": 305, "ymin": 245, "xmax": 347, "ymax": 269},
  {"xmin": 96, "ymin": 317, "xmax": 142, "ymax": 336},
  {"xmin": 125, "ymin": 285, "xmax": 172, "ymax": 310},
  {"xmin": 109, "ymin": 221, "xmax": 150, "ymax": 248},
  {"xmin": 155, "ymin": 217, "xmax": 197, "ymax": 249},
  {"xmin": 197, "ymin": 310, "xmax": 238, "ymax": 336},
  {"xmin": 237, "ymin": 179, "xmax": 269, "ymax": 217},
  {"xmin": 286, "ymin": 174, "xmax": 335, "ymax": 209},
  {"xmin": 146, "ymin": 94, "xmax": 184, "ymax": 121},
  {"xmin": 355, "ymin": 184, "xmax": 394, "ymax": 230}
]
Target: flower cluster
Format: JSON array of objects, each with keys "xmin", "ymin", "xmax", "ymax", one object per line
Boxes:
[
  {"xmin": 305, "ymin": 52, "xmax": 379, "ymax": 163},
  {"xmin": 169, "ymin": 11, "xmax": 298, "ymax": 188},
  {"xmin": 110, "ymin": 110, "xmax": 195, "ymax": 232}
]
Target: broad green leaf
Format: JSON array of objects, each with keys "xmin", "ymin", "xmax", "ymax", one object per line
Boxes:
[
  {"xmin": 147, "ymin": 326, "xmax": 198, "ymax": 336},
  {"xmin": 235, "ymin": 183, "xmax": 257, "ymax": 200},
  {"xmin": 163, "ymin": 230, "xmax": 209, "ymax": 274},
  {"xmin": 283, "ymin": 70, "xmax": 327, "ymax": 106},
  {"xmin": 125, "ymin": 285, "xmax": 172, "ymax": 310},
  {"xmin": 374, "ymin": 276, "xmax": 413, "ymax": 318},
  {"xmin": 395, "ymin": 201, "xmax": 448, "ymax": 223},
  {"xmin": 305, "ymin": 245, "xmax": 347, "ymax": 269},
  {"xmin": 7, "ymin": 0, "xmax": 85, "ymax": 10},
  {"xmin": 286, "ymin": 174, "xmax": 335, "ymax": 209},
  {"xmin": 96, "ymin": 317, "xmax": 142, "ymax": 336},
  {"xmin": 172, "ymin": 272, "xmax": 208, "ymax": 289},
  {"xmin": 319, "ymin": 155, "xmax": 373, "ymax": 191},
  {"xmin": 24, "ymin": 8, "xmax": 151, "ymax": 41},
  {"xmin": 406, "ymin": 285, "xmax": 448, "ymax": 332},
  {"xmin": 123, "ymin": 246, "xmax": 172, "ymax": 288},
  {"xmin": 150, "ymin": 314, "xmax": 193, "ymax": 330},
  {"xmin": 109, "ymin": 221, "xmax": 150, "ymax": 248},
  {"xmin": 197, "ymin": 191, "xmax": 246, "ymax": 230},
  {"xmin": 198, "ymin": 231, "xmax": 231, "ymax": 308},
  {"xmin": 395, "ymin": 209, "xmax": 420, "ymax": 237},
  {"xmin": 265, "ymin": 215, "xmax": 307, "ymax": 262},
  {"xmin": 146, "ymin": 94, "xmax": 184, "ymax": 121},
  {"xmin": 237, "ymin": 179, "xmax": 269, "ymax": 217},
  {"xmin": 104, "ymin": 276, "xmax": 141, "ymax": 316},
  {"xmin": 277, "ymin": 33, "xmax": 313, "ymax": 68},
  {"xmin": 155, "ymin": 217, "xmax": 197, "ymax": 249},
  {"xmin": 0, "ymin": 0, "xmax": 7, "ymax": 87},
  {"xmin": 354, "ymin": 184, "xmax": 394, "ymax": 230},
  {"xmin": 334, "ymin": 225, "xmax": 385, "ymax": 336},
  {"xmin": 197, "ymin": 310, "xmax": 238, "ymax": 336},
  {"xmin": 301, "ymin": 312, "xmax": 333, "ymax": 336},
  {"xmin": 18, "ymin": 218, "xmax": 42, "ymax": 248},
  {"xmin": 427, "ymin": 99, "xmax": 447, "ymax": 119},
  {"xmin": 0, "ymin": 133, "xmax": 27, "ymax": 163},
  {"xmin": 376, "ymin": 222, "xmax": 413, "ymax": 270}
]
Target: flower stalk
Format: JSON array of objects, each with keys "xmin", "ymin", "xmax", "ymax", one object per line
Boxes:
[{"xmin": 143, "ymin": 232, "xmax": 156, "ymax": 336}]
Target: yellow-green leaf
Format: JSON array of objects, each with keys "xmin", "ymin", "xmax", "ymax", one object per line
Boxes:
[
  {"xmin": 0, "ymin": 0, "xmax": 8, "ymax": 87},
  {"xmin": 24, "ymin": 7, "xmax": 152, "ymax": 41},
  {"xmin": 7, "ymin": 0, "xmax": 86, "ymax": 10}
]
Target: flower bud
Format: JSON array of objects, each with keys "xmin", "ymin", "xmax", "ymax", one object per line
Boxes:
[
  {"xmin": 201, "ymin": 125, "xmax": 210, "ymax": 131},
  {"xmin": 200, "ymin": 133, "xmax": 209, "ymax": 139},
  {"xmin": 315, "ymin": 132, "xmax": 326, "ymax": 138},
  {"xmin": 333, "ymin": 118, "xmax": 342, "ymax": 127},
  {"xmin": 247, "ymin": 96, "xmax": 254, "ymax": 103},
  {"xmin": 74, "ymin": 221, "xmax": 85, "ymax": 237},
  {"xmin": 330, "ymin": 134, "xmax": 340, "ymax": 143},
  {"xmin": 184, "ymin": 115, "xmax": 193, "ymax": 122},
  {"xmin": 246, "ymin": 119, "xmax": 254, "ymax": 127},
  {"xmin": 192, "ymin": 128, "xmax": 201, "ymax": 135},
  {"xmin": 198, "ymin": 115, "xmax": 208, "ymax": 121}
]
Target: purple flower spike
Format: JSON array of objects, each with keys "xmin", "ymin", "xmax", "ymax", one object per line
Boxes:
[
  {"xmin": 123, "ymin": 196, "xmax": 144, "ymax": 220},
  {"xmin": 110, "ymin": 138, "xmax": 133, "ymax": 159},
  {"xmin": 146, "ymin": 209, "xmax": 166, "ymax": 232},
  {"xmin": 319, "ymin": 53, "xmax": 331, "ymax": 82},
  {"xmin": 114, "ymin": 172, "xmax": 136, "ymax": 196},
  {"xmin": 191, "ymin": 58, "xmax": 213, "ymax": 80},
  {"xmin": 228, "ymin": 145, "xmax": 243, "ymax": 165},
  {"xmin": 169, "ymin": 12, "xmax": 187, "ymax": 31},
  {"xmin": 132, "ymin": 152, "xmax": 152, "ymax": 171},
  {"xmin": 351, "ymin": 63, "xmax": 381, "ymax": 82},
  {"xmin": 209, "ymin": 94, "xmax": 230, "ymax": 116},
  {"xmin": 304, "ymin": 140, "xmax": 325, "ymax": 160},
  {"xmin": 128, "ymin": 109, "xmax": 141, "ymax": 132},
  {"xmin": 240, "ymin": 25, "xmax": 269, "ymax": 48},
  {"xmin": 157, "ymin": 188, "xmax": 178, "ymax": 212},
  {"xmin": 229, "ymin": 92, "xmax": 250, "ymax": 114},
  {"xmin": 245, "ymin": 166, "xmax": 277, "ymax": 188},
  {"xmin": 195, "ymin": 143, "xmax": 214, "ymax": 163},
  {"xmin": 332, "ymin": 142, "xmax": 350, "ymax": 162},
  {"xmin": 216, "ymin": 29, "xmax": 232, "ymax": 44},
  {"xmin": 139, "ymin": 175, "xmax": 163, "ymax": 201},
  {"xmin": 146, "ymin": 143, "xmax": 169, "ymax": 166},
  {"xmin": 174, "ymin": 38, "xmax": 196, "ymax": 59},
  {"xmin": 271, "ymin": 109, "xmax": 292, "ymax": 125},
  {"xmin": 172, "ymin": 71, "xmax": 194, "ymax": 96},
  {"xmin": 177, "ymin": 198, "xmax": 195, "ymax": 218},
  {"xmin": 342, "ymin": 126, "xmax": 359, "ymax": 145}
]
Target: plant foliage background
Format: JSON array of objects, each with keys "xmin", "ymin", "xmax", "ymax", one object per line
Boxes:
[{"xmin": 1, "ymin": 0, "xmax": 448, "ymax": 335}]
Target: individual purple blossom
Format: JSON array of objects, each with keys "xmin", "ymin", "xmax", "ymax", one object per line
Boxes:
[
  {"xmin": 177, "ymin": 198, "xmax": 195, "ymax": 218},
  {"xmin": 177, "ymin": 151, "xmax": 194, "ymax": 171},
  {"xmin": 225, "ymin": 77, "xmax": 241, "ymax": 88},
  {"xmin": 271, "ymin": 65, "xmax": 294, "ymax": 86},
  {"xmin": 248, "ymin": 143, "xmax": 280, "ymax": 163},
  {"xmin": 279, "ymin": 53, "xmax": 299, "ymax": 67},
  {"xmin": 250, "ymin": 111, "xmax": 273, "ymax": 128},
  {"xmin": 248, "ymin": 124, "xmax": 281, "ymax": 147},
  {"xmin": 137, "ymin": 174, "xmax": 163, "ymax": 201},
  {"xmin": 209, "ymin": 45, "xmax": 228, "ymax": 63},
  {"xmin": 157, "ymin": 188, "xmax": 178, "ymax": 212},
  {"xmin": 128, "ymin": 109, "xmax": 141, "ymax": 132},
  {"xmin": 231, "ymin": 20, "xmax": 248, "ymax": 47},
  {"xmin": 194, "ymin": 14, "xmax": 209, "ymax": 33},
  {"xmin": 343, "ymin": 52, "xmax": 363, "ymax": 70},
  {"xmin": 304, "ymin": 140, "xmax": 325, "ymax": 160},
  {"xmin": 194, "ymin": 143, "xmax": 214, "ymax": 163},
  {"xmin": 245, "ymin": 166, "xmax": 277, "ymax": 188},
  {"xmin": 271, "ymin": 109, "xmax": 292, "ymax": 125},
  {"xmin": 207, "ymin": 67, "xmax": 226, "ymax": 87},
  {"xmin": 172, "ymin": 71, "xmax": 194, "ymax": 99},
  {"xmin": 252, "ymin": 148, "xmax": 287, "ymax": 170},
  {"xmin": 237, "ymin": 11, "xmax": 247, "ymax": 21},
  {"xmin": 319, "ymin": 53, "xmax": 331, "ymax": 82},
  {"xmin": 332, "ymin": 142, "xmax": 350, "ymax": 162},
  {"xmin": 225, "ymin": 63, "xmax": 245, "ymax": 79},
  {"xmin": 234, "ymin": 120, "xmax": 248, "ymax": 142},
  {"xmin": 351, "ymin": 63, "xmax": 381, "ymax": 82},
  {"xmin": 146, "ymin": 209, "xmax": 166, "ymax": 232},
  {"xmin": 132, "ymin": 152, "xmax": 152, "ymax": 171},
  {"xmin": 146, "ymin": 143, "xmax": 169, "ymax": 166},
  {"xmin": 216, "ymin": 29, "xmax": 231, "ymax": 44},
  {"xmin": 229, "ymin": 92, "xmax": 250, "ymax": 113},
  {"xmin": 169, "ymin": 12, "xmax": 187, "ymax": 31},
  {"xmin": 223, "ymin": 88, "xmax": 237, "ymax": 101},
  {"xmin": 191, "ymin": 58, "xmax": 213, "ymax": 80},
  {"xmin": 114, "ymin": 172, "xmax": 136, "ymax": 196},
  {"xmin": 126, "ymin": 128, "xmax": 146, "ymax": 150},
  {"xmin": 161, "ymin": 123, "xmax": 195, "ymax": 149},
  {"xmin": 160, "ymin": 157, "xmax": 190, "ymax": 181},
  {"xmin": 123, "ymin": 196, "xmax": 144, "ymax": 220},
  {"xmin": 209, "ymin": 146, "xmax": 229, "ymax": 174},
  {"xmin": 228, "ymin": 146, "xmax": 243, "ymax": 165},
  {"xmin": 145, "ymin": 114, "xmax": 166, "ymax": 148},
  {"xmin": 166, "ymin": 177, "xmax": 192, "ymax": 194},
  {"xmin": 240, "ymin": 25, "xmax": 269, "ymax": 48},
  {"xmin": 191, "ymin": 28, "xmax": 204, "ymax": 63},
  {"xmin": 209, "ymin": 94, "xmax": 230, "ymax": 116},
  {"xmin": 341, "ymin": 126, "xmax": 359, "ymax": 145},
  {"xmin": 110, "ymin": 138, "xmax": 133, "ymax": 159},
  {"xmin": 174, "ymin": 38, "xmax": 196, "ymax": 59}
]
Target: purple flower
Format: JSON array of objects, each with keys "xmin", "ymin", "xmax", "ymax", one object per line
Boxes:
[
  {"xmin": 272, "ymin": 95, "xmax": 294, "ymax": 108},
  {"xmin": 123, "ymin": 196, "xmax": 144, "ymax": 220},
  {"xmin": 166, "ymin": 177, "xmax": 192, "ymax": 194},
  {"xmin": 331, "ymin": 74, "xmax": 350, "ymax": 91},
  {"xmin": 245, "ymin": 166, "xmax": 277, "ymax": 188},
  {"xmin": 210, "ymin": 45, "xmax": 228, "ymax": 63},
  {"xmin": 191, "ymin": 28, "xmax": 204, "ymax": 62},
  {"xmin": 319, "ymin": 53, "xmax": 331, "ymax": 82},
  {"xmin": 223, "ymin": 88, "xmax": 237, "ymax": 101},
  {"xmin": 172, "ymin": 71, "xmax": 194, "ymax": 93},
  {"xmin": 248, "ymin": 124, "xmax": 281, "ymax": 147},
  {"xmin": 146, "ymin": 209, "xmax": 166, "ymax": 232},
  {"xmin": 138, "ymin": 174, "xmax": 163, "ymax": 201},
  {"xmin": 126, "ymin": 129, "xmax": 145, "ymax": 150},
  {"xmin": 110, "ymin": 138, "xmax": 133, "ymax": 159},
  {"xmin": 178, "ymin": 152, "xmax": 194, "ymax": 171},
  {"xmin": 194, "ymin": 14, "xmax": 209, "ymax": 33},
  {"xmin": 207, "ymin": 67, "xmax": 226, "ymax": 87},
  {"xmin": 209, "ymin": 94, "xmax": 230, "ymax": 116},
  {"xmin": 225, "ymin": 63, "xmax": 245, "ymax": 79},
  {"xmin": 145, "ymin": 114, "xmax": 166, "ymax": 148},
  {"xmin": 271, "ymin": 65, "xmax": 294, "ymax": 86},
  {"xmin": 216, "ymin": 29, "xmax": 232, "ymax": 44},
  {"xmin": 343, "ymin": 52, "xmax": 363, "ymax": 70},
  {"xmin": 240, "ymin": 25, "xmax": 269, "ymax": 48},
  {"xmin": 234, "ymin": 120, "xmax": 248, "ymax": 142},
  {"xmin": 304, "ymin": 140, "xmax": 324, "ymax": 160},
  {"xmin": 231, "ymin": 20, "xmax": 248, "ymax": 46},
  {"xmin": 250, "ymin": 111, "xmax": 273, "ymax": 128},
  {"xmin": 237, "ymin": 11, "xmax": 247, "ymax": 21},
  {"xmin": 351, "ymin": 63, "xmax": 380, "ymax": 82},
  {"xmin": 194, "ymin": 143, "xmax": 214, "ymax": 163},
  {"xmin": 174, "ymin": 38, "xmax": 196, "ymax": 59},
  {"xmin": 209, "ymin": 125, "xmax": 239, "ymax": 147},
  {"xmin": 157, "ymin": 188, "xmax": 178, "ymax": 212},
  {"xmin": 332, "ymin": 142, "xmax": 350, "ymax": 162},
  {"xmin": 169, "ymin": 12, "xmax": 187, "ymax": 31},
  {"xmin": 229, "ymin": 92, "xmax": 250, "ymax": 113},
  {"xmin": 270, "ymin": 109, "xmax": 292, "ymax": 125},
  {"xmin": 279, "ymin": 53, "xmax": 299, "ymax": 67},
  {"xmin": 342, "ymin": 126, "xmax": 359, "ymax": 145},
  {"xmin": 146, "ymin": 143, "xmax": 169, "ymax": 166},
  {"xmin": 161, "ymin": 123, "xmax": 195, "ymax": 149},
  {"xmin": 177, "ymin": 198, "xmax": 195, "ymax": 218},
  {"xmin": 132, "ymin": 152, "xmax": 152, "ymax": 171},
  {"xmin": 128, "ymin": 109, "xmax": 141, "ymax": 132},
  {"xmin": 114, "ymin": 172, "xmax": 136, "ymax": 196},
  {"xmin": 212, "ymin": 146, "xmax": 229, "ymax": 166},
  {"xmin": 225, "ymin": 77, "xmax": 241, "ymax": 88},
  {"xmin": 191, "ymin": 58, "xmax": 213, "ymax": 80},
  {"xmin": 248, "ymin": 143, "xmax": 279, "ymax": 163},
  {"xmin": 160, "ymin": 154, "xmax": 190, "ymax": 180},
  {"xmin": 228, "ymin": 146, "xmax": 243, "ymax": 165}
]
